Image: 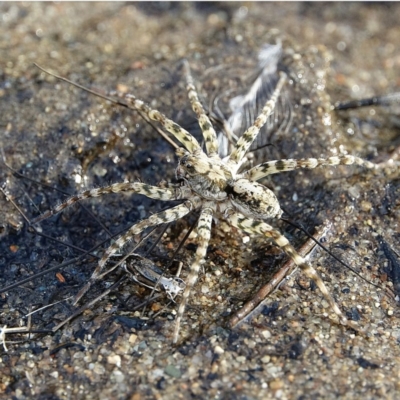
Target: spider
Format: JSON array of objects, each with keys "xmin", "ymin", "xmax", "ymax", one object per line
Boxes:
[{"xmin": 33, "ymin": 60, "xmax": 378, "ymax": 343}]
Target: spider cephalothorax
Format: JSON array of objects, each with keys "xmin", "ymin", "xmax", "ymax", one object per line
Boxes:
[
  {"xmin": 176, "ymin": 147, "xmax": 231, "ymax": 199},
  {"xmin": 176, "ymin": 146, "xmax": 283, "ymax": 220},
  {"xmin": 33, "ymin": 60, "xmax": 378, "ymax": 343}
]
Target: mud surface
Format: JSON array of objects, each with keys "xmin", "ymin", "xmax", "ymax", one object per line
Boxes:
[{"xmin": 1, "ymin": 3, "xmax": 400, "ymax": 399}]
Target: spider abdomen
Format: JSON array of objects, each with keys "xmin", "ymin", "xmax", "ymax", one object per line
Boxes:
[{"xmin": 229, "ymin": 178, "xmax": 283, "ymax": 220}]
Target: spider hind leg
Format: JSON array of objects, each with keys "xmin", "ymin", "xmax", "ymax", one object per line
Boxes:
[{"xmin": 228, "ymin": 214, "xmax": 362, "ymax": 333}]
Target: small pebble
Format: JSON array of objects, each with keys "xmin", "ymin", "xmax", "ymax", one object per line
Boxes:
[
  {"xmin": 261, "ymin": 355, "xmax": 271, "ymax": 364},
  {"xmin": 261, "ymin": 330, "xmax": 272, "ymax": 340},
  {"xmin": 269, "ymin": 379, "xmax": 284, "ymax": 390},
  {"xmin": 164, "ymin": 365, "xmax": 181, "ymax": 378},
  {"xmin": 129, "ymin": 334, "xmax": 138, "ymax": 344},
  {"xmin": 107, "ymin": 354, "xmax": 121, "ymax": 368}
]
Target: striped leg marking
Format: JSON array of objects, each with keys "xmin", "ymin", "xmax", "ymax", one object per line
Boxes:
[
  {"xmin": 173, "ymin": 205, "xmax": 214, "ymax": 343},
  {"xmin": 32, "ymin": 183, "xmax": 181, "ymax": 224},
  {"xmin": 227, "ymin": 72, "xmax": 287, "ymax": 172},
  {"xmin": 228, "ymin": 214, "xmax": 360, "ymax": 331},
  {"xmin": 182, "ymin": 60, "xmax": 219, "ymax": 157},
  {"xmin": 107, "ymin": 90, "xmax": 201, "ymax": 153},
  {"xmin": 74, "ymin": 198, "xmax": 200, "ymax": 304},
  {"xmin": 244, "ymin": 155, "xmax": 378, "ymax": 181}
]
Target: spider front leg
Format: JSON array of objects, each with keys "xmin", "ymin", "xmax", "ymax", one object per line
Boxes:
[
  {"xmin": 182, "ymin": 60, "xmax": 219, "ymax": 157},
  {"xmin": 243, "ymin": 155, "xmax": 378, "ymax": 181},
  {"xmin": 173, "ymin": 204, "xmax": 214, "ymax": 343},
  {"xmin": 227, "ymin": 214, "xmax": 361, "ymax": 333},
  {"xmin": 109, "ymin": 90, "xmax": 202, "ymax": 154},
  {"xmin": 121, "ymin": 60, "xmax": 220, "ymax": 157},
  {"xmin": 74, "ymin": 198, "xmax": 201, "ymax": 304}
]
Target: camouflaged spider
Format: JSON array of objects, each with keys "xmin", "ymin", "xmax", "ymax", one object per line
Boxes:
[{"xmin": 34, "ymin": 60, "xmax": 378, "ymax": 343}]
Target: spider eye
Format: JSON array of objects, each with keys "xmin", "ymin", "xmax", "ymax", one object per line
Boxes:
[{"xmin": 185, "ymin": 162, "xmax": 194, "ymax": 171}]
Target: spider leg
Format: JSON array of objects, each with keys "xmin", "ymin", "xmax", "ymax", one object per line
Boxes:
[
  {"xmin": 226, "ymin": 72, "xmax": 287, "ymax": 173},
  {"xmin": 74, "ymin": 198, "xmax": 201, "ymax": 304},
  {"xmin": 109, "ymin": 90, "xmax": 201, "ymax": 154},
  {"xmin": 182, "ymin": 60, "xmax": 219, "ymax": 157},
  {"xmin": 32, "ymin": 182, "xmax": 188, "ymax": 224},
  {"xmin": 227, "ymin": 213, "xmax": 361, "ymax": 332},
  {"xmin": 173, "ymin": 204, "xmax": 214, "ymax": 343},
  {"xmin": 243, "ymin": 155, "xmax": 378, "ymax": 181}
]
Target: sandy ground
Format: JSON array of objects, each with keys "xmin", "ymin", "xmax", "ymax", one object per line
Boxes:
[{"xmin": 1, "ymin": 3, "xmax": 400, "ymax": 399}]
